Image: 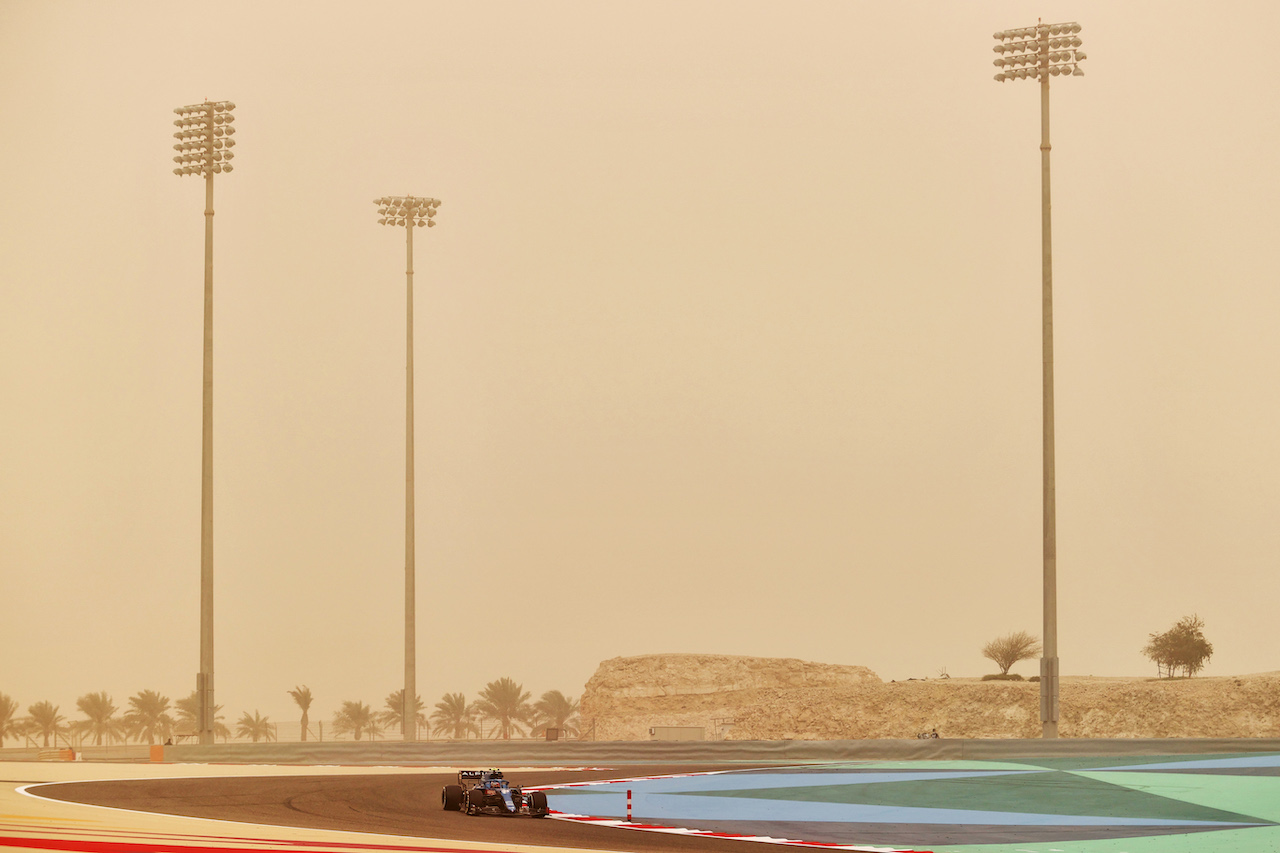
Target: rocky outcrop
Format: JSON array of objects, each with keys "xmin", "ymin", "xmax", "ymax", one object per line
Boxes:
[
  {"xmin": 579, "ymin": 653, "xmax": 880, "ymax": 740},
  {"xmin": 728, "ymin": 675, "xmax": 1280, "ymax": 740},
  {"xmin": 579, "ymin": 654, "xmax": 1280, "ymax": 740}
]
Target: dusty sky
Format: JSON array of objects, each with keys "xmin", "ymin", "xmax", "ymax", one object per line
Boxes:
[{"xmin": 2, "ymin": 0, "xmax": 1278, "ymax": 728}]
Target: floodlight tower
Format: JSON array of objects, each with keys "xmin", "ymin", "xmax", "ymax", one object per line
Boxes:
[
  {"xmin": 173, "ymin": 99, "xmax": 236, "ymax": 747},
  {"xmin": 992, "ymin": 23, "xmax": 1085, "ymax": 739},
  {"xmin": 374, "ymin": 195, "xmax": 441, "ymax": 742}
]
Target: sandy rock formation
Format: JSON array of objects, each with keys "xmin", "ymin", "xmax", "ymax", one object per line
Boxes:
[
  {"xmin": 579, "ymin": 654, "xmax": 1280, "ymax": 740},
  {"xmin": 579, "ymin": 653, "xmax": 880, "ymax": 740}
]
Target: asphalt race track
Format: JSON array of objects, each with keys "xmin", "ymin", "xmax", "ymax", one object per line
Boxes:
[
  {"xmin": 28, "ymin": 753, "xmax": 1280, "ymax": 853},
  {"xmin": 36, "ymin": 766, "xmax": 761, "ymax": 853}
]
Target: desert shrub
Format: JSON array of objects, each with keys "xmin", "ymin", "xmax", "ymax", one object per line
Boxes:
[
  {"xmin": 981, "ymin": 673, "xmax": 1025, "ymax": 681},
  {"xmin": 981, "ymin": 631, "xmax": 1042, "ymax": 675},
  {"xmin": 1143, "ymin": 615, "xmax": 1213, "ymax": 678}
]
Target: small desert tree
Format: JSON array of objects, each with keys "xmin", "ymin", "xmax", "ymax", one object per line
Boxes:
[
  {"xmin": 981, "ymin": 631, "xmax": 1042, "ymax": 676},
  {"xmin": 1143, "ymin": 615, "xmax": 1213, "ymax": 678}
]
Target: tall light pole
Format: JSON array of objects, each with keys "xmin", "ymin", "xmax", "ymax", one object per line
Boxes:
[
  {"xmin": 173, "ymin": 99, "xmax": 236, "ymax": 747},
  {"xmin": 375, "ymin": 195, "xmax": 441, "ymax": 742},
  {"xmin": 992, "ymin": 23, "xmax": 1085, "ymax": 739}
]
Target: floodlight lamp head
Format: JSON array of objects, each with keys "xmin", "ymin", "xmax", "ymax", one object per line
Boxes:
[
  {"xmin": 427, "ymin": 220, "xmax": 436, "ymax": 227},
  {"xmin": 1072, "ymin": 65, "xmax": 1084, "ymax": 76}
]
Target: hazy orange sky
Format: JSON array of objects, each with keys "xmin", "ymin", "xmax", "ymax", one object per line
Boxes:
[{"xmin": 2, "ymin": 1, "xmax": 1277, "ymax": 727}]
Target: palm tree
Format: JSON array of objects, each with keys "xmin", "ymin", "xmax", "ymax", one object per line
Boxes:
[
  {"xmin": 176, "ymin": 691, "xmax": 231, "ymax": 741},
  {"xmin": 430, "ymin": 692, "xmax": 478, "ymax": 739},
  {"xmin": 235, "ymin": 710, "xmax": 275, "ymax": 743},
  {"xmin": 380, "ymin": 689, "xmax": 427, "ymax": 735},
  {"xmin": 124, "ymin": 690, "xmax": 175, "ymax": 744},
  {"xmin": 331, "ymin": 700, "xmax": 381, "ymax": 741},
  {"xmin": 531, "ymin": 690, "xmax": 580, "ymax": 738},
  {"xmin": 0, "ymin": 693, "xmax": 21, "ymax": 746},
  {"xmin": 26, "ymin": 701, "xmax": 67, "ymax": 747},
  {"xmin": 473, "ymin": 677, "xmax": 533, "ymax": 739},
  {"xmin": 288, "ymin": 686, "xmax": 313, "ymax": 743},
  {"xmin": 73, "ymin": 692, "xmax": 126, "ymax": 746}
]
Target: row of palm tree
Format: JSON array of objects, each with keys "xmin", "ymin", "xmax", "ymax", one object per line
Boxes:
[
  {"xmin": 427, "ymin": 678, "xmax": 581, "ymax": 740},
  {"xmin": 0, "ymin": 680, "xmax": 580, "ymax": 747},
  {"xmin": 0, "ymin": 690, "xmax": 236, "ymax": 747},
  {"xmin": 303, "ymin": 679, "xmax": 580, "ymax": 741}
]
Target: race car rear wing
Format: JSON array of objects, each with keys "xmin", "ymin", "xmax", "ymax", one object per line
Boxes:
[{"xmin": 458, "ymin": 769, "xmax": 504, "ymax": 783}]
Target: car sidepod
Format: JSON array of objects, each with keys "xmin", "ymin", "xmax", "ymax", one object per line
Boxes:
[{"xmin": 462, "ymin": 786, "xmax": 549, "ymax": 817}]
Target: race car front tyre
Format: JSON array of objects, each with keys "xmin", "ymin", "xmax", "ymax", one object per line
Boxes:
[
  {"xmin": 442, "ymin": 785, "xmax": 463, "ymax": 811},
  {"xmin": 529, "ymin": 791, "xmax": 549, "ymax": 816}
]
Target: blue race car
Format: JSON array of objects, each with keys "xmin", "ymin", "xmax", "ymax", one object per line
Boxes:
[{"xmin": 441, "ymin": 769, "xmax": 550, "ymax": 817}]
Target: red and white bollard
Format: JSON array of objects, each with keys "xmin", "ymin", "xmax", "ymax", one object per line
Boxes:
[{"xmin": 626, "ymin": 789, "xmax": 632, "ymax": 822}]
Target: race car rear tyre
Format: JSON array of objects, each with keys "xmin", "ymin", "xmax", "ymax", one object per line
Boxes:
[
  {"xmin": 442, "ymin": 785, "xmax": 463, "ymax": 811},
  {"xmin": 529, "ymin": 791, "xmax": 548, "ymax": 816}
]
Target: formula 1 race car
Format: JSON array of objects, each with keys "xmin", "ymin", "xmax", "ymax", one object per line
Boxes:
[{"xmin": 441, "ymin": 769, "xmax": 550, "ymax": 817}]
